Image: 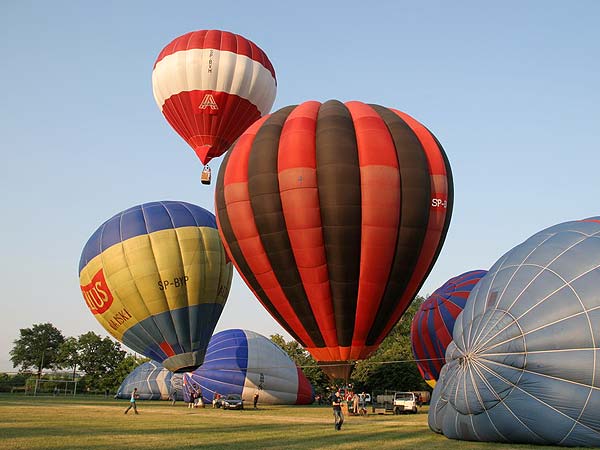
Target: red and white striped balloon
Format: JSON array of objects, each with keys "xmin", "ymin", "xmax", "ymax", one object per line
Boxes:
[{"xmin": 152, "ymin": 30, "xmax": 277, "ymax": 165}]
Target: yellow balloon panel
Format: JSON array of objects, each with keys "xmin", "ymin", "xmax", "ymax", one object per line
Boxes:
[{"xmin": 80, "ymin": 226, "xmax": 231, "ymax": 340}]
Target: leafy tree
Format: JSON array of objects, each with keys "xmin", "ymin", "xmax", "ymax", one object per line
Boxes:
[
  {"xmin": 0, "ymin": 373, "xmax": 28, "ymax": 392},
  {"xmin": 270, "ymin": 334, "xmax": 308, "ymax": 361},
  {"xmin": 57, "ymin": 337, "xmax": 80, "ymax": 380},
  {"xmin": 352, "ymin": 295, "xmax": 429, "ymax": 394},
  {"xmin": 10, "ymin": 323, "xmax": 65, "ymax": 378},
  {"xmin": 76, "ymin": 332, "xmax": 126, "ymax": 391},
  {"xmin": 104, "ymin": 354, "xmax": 147, "ymax": 395}
]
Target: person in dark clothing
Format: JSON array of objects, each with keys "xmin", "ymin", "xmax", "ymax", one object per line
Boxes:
[
  {"xmin": 332, "ymin": 391, "xmax": 344, "ymax": 431},
  {"xmin": 253, "ymin": 391, "xmax": 259, "ymax": 409}
]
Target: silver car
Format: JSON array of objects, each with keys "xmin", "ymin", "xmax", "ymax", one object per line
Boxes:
[{"xmin": 222, "ymin": 394, "xmax": 244, "ymax": 410}]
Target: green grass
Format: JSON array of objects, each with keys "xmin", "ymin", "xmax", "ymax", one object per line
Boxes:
[{"xmin": 0, "ymin": 394, "xmax": 587, "ymax": 449}]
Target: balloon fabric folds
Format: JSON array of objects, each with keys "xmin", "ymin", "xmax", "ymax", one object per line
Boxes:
[
  {"xmin": 116, "ymin": 361, "xmax": 183, "ymax": 400},
  {"xmin": 183, "ymin": 329, "xmax": 314, "ymax": 405},
  {"xmin": 78, "ymin": 201, "xmax": 233, "ymax": 373},
  {"xmin": 411, "ymin": 270, "xmax": 487, "ymax": 388},
  {"xmin": 429, "ymin": 217, "xmax": 600, "ymax": 447},
  {"xmin": 215, "ymin": 100, "xmax": 453, "ymax": 380},
  {"xmin": 152, "ymin": 30, "xmax": 277, "ymax": 166}
]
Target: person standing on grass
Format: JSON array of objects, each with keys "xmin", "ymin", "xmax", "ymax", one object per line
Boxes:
[
  {"xmin": 124, "ymin": 388, "xmax": 139, "ymax": 415},
  {"xmin": 169, "ymin": 388, "xmax": 177, "ymax": 406},
  {"xmin": 194, "ymin": 388, "xmax": 204, "ymax": 408},
  {"xmin": 253, "ymin": 391, "xmax": 259, "ymax": 409},
  {"xmin": 332, "ymin": 391, "xmax": 344, "ymax": 431},
  {"xmin": 212, "ymin": 392, "xmax": 221, "ymax": 408}
]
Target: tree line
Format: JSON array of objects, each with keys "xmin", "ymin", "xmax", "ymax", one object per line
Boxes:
[
  {"xmin": 8, "ymin": 294, "xmax": 430, "ymax": 396},
  {"xmin": 8, "ymin": 324, "xmax": 142, "ymax": 393}
]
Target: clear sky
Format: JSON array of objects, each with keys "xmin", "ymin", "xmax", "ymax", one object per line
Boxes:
[{"xmin": 1, "ymin": 1, "xmax": 598, "ymax": 372}]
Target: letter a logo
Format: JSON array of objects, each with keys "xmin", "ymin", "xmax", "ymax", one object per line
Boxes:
[{"xmin": 199, "ymin": 94, "xmax": 219, "ymax": 110}]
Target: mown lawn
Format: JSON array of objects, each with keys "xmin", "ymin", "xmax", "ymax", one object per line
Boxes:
[{"xmin": 0, "ymin": 395, "xmax": 587, "ymax": 449}]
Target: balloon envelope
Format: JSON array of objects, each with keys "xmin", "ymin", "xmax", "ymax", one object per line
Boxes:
[
  {"xmin": 152, "ymin": 29, "xmax": 277, "ymax": 165},
  {"xmin": 183, "ymin": 329, "xmax": 314, "ymax": 405},
  {"xmin": 79, "ymin": 201, "xmax": 232, "ymax": 372},
  {"xmin": 429, "ymin": 217, "xmax": 600, "ymax": 446},
  {"xmin": 116, "ymin": 361, "xmax": 183, "ymax": 400},
  {"xmin": 215, "ymin": 100, "xmax": 453, "ymax": 379},
  {"xmin": 411, "ymin": 270, "xmax": 487, "ymax": 388}
]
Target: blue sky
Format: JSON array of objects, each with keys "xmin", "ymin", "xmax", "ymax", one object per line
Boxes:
[{"xmin": 1, "ymin": 1, "xmax": 598, "ymax": 371}]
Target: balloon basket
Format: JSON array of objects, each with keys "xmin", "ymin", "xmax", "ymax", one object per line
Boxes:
[{"xmin": 201, "ymin": 166, "xmax": 211, "ymax": 185}]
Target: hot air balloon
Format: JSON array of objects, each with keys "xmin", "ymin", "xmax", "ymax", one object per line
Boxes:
[
  {"xmin": 116, "ymin": 361, "xmax": 183, "ymax": 400},
  {"xmin": 215, "ymin": 100, "xmax": 453, "ymax": 380},
  {"xmin": 182, "ymin": 329, "xmax": 314, "ymax": 405},
  {"xmin": 78, "ymin": 201, "xmax": 233, "ymax": 373},
  {"xmin": 152, "ymin": 29, "xmax": 277, "ymax": 183},
  {"xmin": 411, "ymin": 270, "xmax": 487, "ymax": 388},
  {"xmin": 429, "ymin": 217, "xmax": 600, "ymax": 447}
]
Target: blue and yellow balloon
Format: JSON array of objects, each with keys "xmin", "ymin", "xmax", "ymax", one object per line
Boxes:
[{"xmin": 78, "ymin": 201, "xmax": 232, "ymax": 373}]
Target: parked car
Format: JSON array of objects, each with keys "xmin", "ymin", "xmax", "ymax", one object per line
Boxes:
[
  {"xmin": 393, "ymin": 392, "xmax": 418, "ymax": 414},
  {"xmin": 222, "ymin": 394, "xmax": 244, "ymax": 410}
]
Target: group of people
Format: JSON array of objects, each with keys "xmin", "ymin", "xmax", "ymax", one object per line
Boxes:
[
  {"xmin": 125, "ymin": 383, "xmax": 362, "ymax": 430},
  {"xmin": 125, "ymin": 387, "xmax": 260, "ymax": 413}
]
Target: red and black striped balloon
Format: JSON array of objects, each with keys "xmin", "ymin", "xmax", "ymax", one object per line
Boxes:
[{"xmin": 215, "ymin": 100, "xmax": 453, "ymax": 379}]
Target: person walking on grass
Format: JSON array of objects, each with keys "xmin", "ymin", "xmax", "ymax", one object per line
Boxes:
[
  {"xmin": 332, "ymin": 391, "xmax": 344, "ymax": 431},
  {"xmin": 124, "ymin": 388, "xmax": 139, "ymax": 415}
]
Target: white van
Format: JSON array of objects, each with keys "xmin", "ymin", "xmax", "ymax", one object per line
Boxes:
[{"xmin": 393, "ymin": 392, "xmax": 418, "ymax": 414}]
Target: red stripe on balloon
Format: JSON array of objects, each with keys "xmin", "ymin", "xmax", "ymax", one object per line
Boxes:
[
  {"xmin": 295, "ymin": 367, "xmax": 315, "ymax": 405},
  {"xmin": 344, "ymin": 101, "xmax": 400, "ymax": 358},
  {"xmin": 154, "ymin": 30, "xmax": 276, "ymax": 79},
  {"xmin": 159, "ymin": 342, "xmax": 176, "ymax": 357}
]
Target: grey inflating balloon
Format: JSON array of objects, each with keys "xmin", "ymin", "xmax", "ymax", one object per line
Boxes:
[{"xmin": 429, "ymin": 217, "xmax": 600, "ymax": 447}]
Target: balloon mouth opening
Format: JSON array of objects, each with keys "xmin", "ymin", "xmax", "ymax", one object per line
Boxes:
[
  {"xmin": 172, "ymin": 365, "xmax": 198, "ymax": 374},
  {"xmin": 318, "ymin": 361, "xmax": 355, "ymax": 382},
  {"xmin": 190, "ymin": 137, "xmax": 231, "ymax": 165},
  {"xmin": 193, "ymin": 145, "xmax": 213, "ymax": 165},
  {"xmin": 162, "ymin": 350, "xmax": 206, "ymax": 373}
]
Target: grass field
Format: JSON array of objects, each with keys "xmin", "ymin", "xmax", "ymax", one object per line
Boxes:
[{"xmin": 0, "ymin": 395, "xmax": 587, "ymax": 450}]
